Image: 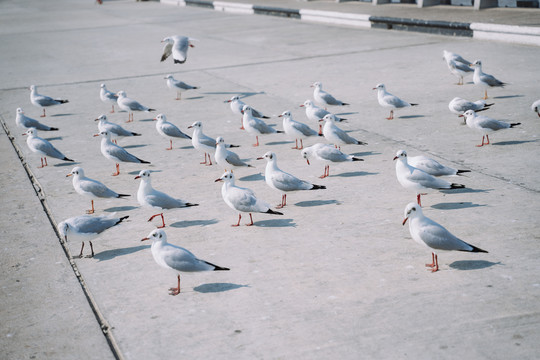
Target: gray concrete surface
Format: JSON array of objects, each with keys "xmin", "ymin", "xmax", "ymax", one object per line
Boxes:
[{"xmin": 1, "ymin": 0, "xmax": 539, "ymax": 359}]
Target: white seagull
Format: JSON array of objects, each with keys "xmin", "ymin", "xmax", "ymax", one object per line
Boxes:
[
  {"xmin": 531, "ymin": 99, "xmax": 540, "ymax": 118},
  {"xmin": 312, "ymin": 82, "xmax": 349, "ymax": 107},
  {"xmin": 226, "ymin": 96, "xmax": 269, "ymax": 130},
  {"xmin": 23, "ymin": 128, "xmax": 74, "ymax": 168},
  {"xmin": 154, "ymin": 113, "xmax": 191, "ymax": 150},
  {"xmin": 279, "ymin": 110, "xmax": 319, "ymax": 150},
  {"xmin": 301, "ymin": 143, "xmax": 363, "ymax": 179},
  {"xmin": 29, "ymin": 85, "xmax": 68, "ymax": 117},
  {"xmin": 300, "ymin": 99, "xmax": 345, "ymax": 135},
  {"xmin": 58, "ymin": 214, "xmax": 129, "ymax": 258},
  {"xmin": 188, "ymin": 121, "xmax": 217, "ymax": 165},
  {"xmin": 242, "ymin": 105, "xmax": 283, "ymax": 147},
  {"xmin": 373, "ymin": 83, "xmax": 418, "ymax": 120},
  {"xmin": 470, "ymin": 60, "xmax": 506, "ymax": 100},
  {"xmin": 215, "ymin": 136, "xmax": 253, "ymax": 171},
  {"xmin": 141, "ymin": 229, "xmax": 229, "ymax": 295},
  {"xmin": 116, "ymin": 90, "xmax": 155, "ymax": 122},
  {"xmin": 448, "ymin": 97, "xmax": 493, "ymax": 119},
  {"xmin": 95, "ymin": 114, "xmax": 141, "ymax": 143},
  {"xmin": 15, "ymin": 107, "xmax": 58, "ymax": 131},
  {"xmin": 100, "ymin": 84, "xmax": 119, "ymax": 113},
  {"xmin": 135, "ymin": 169, "xmax": 198, "ymax": 228},
  {"xmin": 258, "ymin": 151, "xmax": 325, "ymax": 208},
  {"xmin": 67, "ymin": 167, "xmax": 130, "ymax": 214},
  {"xmin": 407, "ymin": 155, "xmax": 470, "ymax": 177},
  {"xmin": 96, "ymin": 130, "xmax": 150, "ymax": 176},
  {"xmin": 215, "ymin": 171, "xmax": 283, "ymax": 226},
  {"xmin": 461, "ymin": 110, "xmax": 521, "ymax": 147},
  {"xmin": 320, "ymin": 114, "xmax": 367, "ymax": 148},
  {"xmin": 402, "ymin": 202, "xmax": 488, "ymax": 272},
  {"xmin": 442, "ymin": 50, "xmax": 473, "ymax": 85},
  {"xmin": 164, "ymin": 74, "xmax": 198, "ymax": 100},
  {"xmin": 394, "ymin": 150, "xmax": 464, "ymax": 206},
  {"xmin": 160, "ymin": 35, "xmax": 194, "ymax": 64}
]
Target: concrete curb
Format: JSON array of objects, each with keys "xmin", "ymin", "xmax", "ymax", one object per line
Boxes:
[{"xmin": 160, "ymin": 0, "xmax": 540, "ymax": 46}]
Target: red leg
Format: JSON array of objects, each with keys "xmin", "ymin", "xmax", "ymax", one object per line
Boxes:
[
  {"xmin": 169, "ymin": 275, "xmax": 181, "ymax": 295},
  {"xmin": 476, "ymin": 136, "xmax": 486, "ymax": 147},
  {"xmin": 277, "ymin": 194, "xmax": 286, "ymax": 209},
  {"xmin": 425, "ymin": 253, "xmax": 436, "ymax": 268},
  {"xmin": 86, "ymin": 200, "xmax": 95, "ymax": 214},
  {"xmin": 88, "ymin": 241, "xmax": 95, "ymax": 258},
  {"xmin": 113, "ymin": 139, "xmax": 118, "ymax": 145},
  {"xmin": 292, "ymin": 139, "xmax": 299, "ymax": 150},
  {"xmin": 41, "ymin": 109, "xmax": 46, "ymax": 117},
  {"xmin": 386, "ymin": 110, "xmax": 394, "ymax": 120},
  {"xmin": 246, "ymin": 213, "xmax": 254, "ymax": 226},
  {"xmin": 166, "ymin": 140, "xmax": 173, "ymax": 150},
  {"xmin": 299, "ymin": 139, "xmax": 304, "ymax": 150},
  {"xmin": 483, "ymin": 90, "xmax": 488, "ymax": 100},
  {"xmin": 78, "ymin": 242, "xmax": 85, "ymax": 258},
  {"xmin": 430, "ymin": 254, "xmax": 439, "ymax": 273},
  {"xmin": 252, "ymin": 136, "xmax": 259, "ymax": 147},
  {"xmin": 112, "ymin": 163, "xmax": 120, "ymax": 176},
  {"xmin": 318, "ymin": 124, "xmax": 322, "ymax": 136},
  {"xmin": 38, "ymin": 157, "xmax": 46, "ymax": 168},
  {"xmin": 416, "ymin": 194, "xmax": 422, "ymax": 207},
  {"xmin": 240, "ymin": 118, "xmax": 245, "ymax": 130},
  {"xmin": 148, "ymin": 213, "xmax": 166, "ymax": 228},
  {"xmin": 485, "ymin": 135, "xmax": 490, "ymax": 145},
  {"xmin": 206, "ymin": 153, "xmax": 212, "ymax": 166},
  {"xmin": 110, "ymin": 105, "xmax": 115, "ymax": 113},
  {"xmin": 232, "ymin": 214, "xmax": 241, "ymax": 227}
]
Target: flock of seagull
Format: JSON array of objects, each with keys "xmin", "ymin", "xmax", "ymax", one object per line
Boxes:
[{"xmin": 15, "ymin": 37, "xmax": 538, "ymax": 293}]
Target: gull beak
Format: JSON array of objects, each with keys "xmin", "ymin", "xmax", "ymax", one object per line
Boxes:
[
  {"xmin": 214, "ymin": 178, "xmax": 223, "ymax": 182},
  {"xmin": 66, "ymin": 173, "xmax": 72, "ymax": 177},
  {"xmin": 458, "ymin": 114, "xmax": 464, "ymax": 118},
  {"xmin": 22, "ymin": 133, "xmax": 27, "ymax": 136},
  {"xmin": 306, "ymin": 159, "xmax": 310, "ymax": 165},
  {"xmin": 318, "ymin": 118, "xmax": 324, "ymax": 122},
  {"xmin": 187, "ymin": 125, "xmax": 193, "ymax": 129},
  {"xmin": 241, "ymin": 110, "xmax": 244, "ymax": 114},
  {"xmin": 299, "ymin": 104, "xmax": 304, "ymax": 107},
  {"xmin": 393, "ymin": 156, "xmax": 398, "ymax": 161},
  {"xmin": 224, "ymin": 99, "xmax": 231, "ymax": 103},
  {"xmin": 256, "ymin": 157, "xmax": 264, "ymax": 160},
  {"xmin": 278, "ymin": 114, "xmax": 283, "ymax": 118},
  {"xmin": 372, "ymin": 87, "xmax": 377, "ymax": 90},
  {"xmin": 189, "ymin": 44, "xmax": 195, "ymax": 48},
  {"xmin": 141, "ymin": 237, "xmax": 150, "ymax": 242},
  {"xmin": 402, "ymin": 217, "xmax": 408, "ymax": 226},
  {"xmin": 93, "ymin": 133, "xmax": 100, "ymax": 137},
  {"xmin": 152, "ymin": 118, "xmax": 157, "ymax": 121},
  {"xmin": 134, "ymin": 175, "xmax": 141, "ymax": 180},
  {"xmin": 94, "ymin": 118, "xmax": 100, "ymax": 121}
]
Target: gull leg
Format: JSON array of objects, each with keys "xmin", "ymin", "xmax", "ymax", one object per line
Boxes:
[
  {"xmin": 425, "ymin": 253, "xmax": 436, "ymax": 268},
  {"xmin": 148, "ymin": 213, "xmax": 166, "ymax": 228},
  {"xmin": 386, "ymin": 110, "xmax": 394, "ymax": 120},
  {"xmin": 240, "ymin": 118, "xmax": 245, "ymax": 130},
  {"xmin": 41, "ymin": 109, "xmax": 46, "ymax": 117},
  {"xmin": 485, "ymin": 135, "xmax": 490, "ymax": 145},
  {"xmin": 78, "ymin": 242, "xmax": 85, "ymax": 258},
  {"xmin": 318, "ymin": 124, "xmax": 322, "ymax": 136},
  {"xmin": 430, "ymin": 254, "xmax": 439, "ymax": 273},
  {"xmin": 38, "ymin": 157, "xmax": 46, "ymax": 168},
  {"xmin": 246, "ymin": 213, "xmax": 254, "ymax": 226},
  {"xmin": 277, "ymin": 194, "xmax": 286, "ymax": 209},
  {"xmin": 292, "ymin": 139, "xmax": 299, "ymax": 150},
  {"xmin": 476, "ymin": 136, "xmax": 486, "ymax": 147},
  {"xmin": 86, "ymin": 200, "xmax": 95, "ymax": 214},
  {"xmin": 232, "ymin": 214, "xmax": 241, "ymax": 227},
  {"xmin": 110, "ymin": 105, "xmax": 115, "ymax": 113},
  {"xmin": 252, "ymin": 136, "xmax": 260, "ymax": 147},
  {"xmin": 87, "ymin": 241, "xmax": 95, "ymax": 258},
  {"xmin": 166, "ymin": 139, "xmax": 173, "ymax": 150},
  {"xmin": 483, "ymin": 90, "xmax": 488, "ymax": 100},
  {"xmin": 299, "ymin": 139, "xmax": 304, "ymax": 150},
  {"xmin": 169, "ymin": 275, "xmax": 181, "ymax": 295},
  {"xmin": 112, "ymin": 163, "xmax": 120, "ymax": 176},
  {"xmin": 416, "ymin": 194, "xmax": 422, "ymax": 207},
  {"xmin": 176, "ymin": 91, "xmax": 181, "ymax": 100}
]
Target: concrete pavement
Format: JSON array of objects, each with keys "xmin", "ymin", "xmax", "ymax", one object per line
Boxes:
[{"xmin": 1, "ymin": 0, "xmax": 540, "ymax": 359}]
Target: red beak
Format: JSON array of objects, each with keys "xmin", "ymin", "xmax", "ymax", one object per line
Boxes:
[
  {"xmin": 134, "ymin": 175, "xmax": 141, "ymax": 179},
  {"xmin": 402, "ymin": 217, "xmax": 408, "ymax": 226},
  {"xmin": 393, "ymin": 156, "xmax": 398, "ymax": 161},
  {"xmin": 141, "ymin": 237, "xmax": 150, "ymax": 242}
]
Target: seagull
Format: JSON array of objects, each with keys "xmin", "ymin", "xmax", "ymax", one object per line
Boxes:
[
  {"xmin": 470, "ymin": 60, "xmax": 506, "ymax": 100},
  {"xmin": 301, "ymin": 143, "xmax": 363, "ymax": 179},
  {"xmin": 300, "ymin": 99, "xmax": 346, "ymax": 135},
  {"xmin": 188, "ymin": 121, "xmax": 239, "ymax": 165},
  {"xmin": 531, "ymin": 99, "xmax": 540, "ymax": 118},
  {"xmin": 29, "ymin": 85, "xmax": 68, "ymax": 117},
  {"xmin": 279, "ymin": 110, "xmax": 319, "ymax": 150},
  {"xmin": 373, "ymin": 83, "xmax": 418, "ymax": 120},
  {"xmin": 226, "ymin": 96, "xmax": 269, "ymax": 130},
  {"xmin": 215, "ymin": 136, "xmax": 253, "ymax": 171},
  {"xmin": 15, "ymin": 108, "xmax": 58, "ymax": 131},
  {"xmin": 215, "ymin": 171, "xmax": 283, "ymax": 226},
  {"xmin": 100, "ymin": 84, "xmax": 119, "ymax": 113},
  {"xmin": 135, "ymin": 169, "xmax": 198, "ymax": 228},
  {"xmin": 154, "ymin": 114, "xmax": 191, "ymax": 150},
  {"xmin": 95, "ymin": 114, "xmax": 141, "ymax": 143},
  {"xmin": 448, "ymin": 97, "xmax": 493, "ymax": 120},
  {"xmin": 23, "ymin": 128, "xmax": 74, "ymax": 168},
  {"xmin": 320, "ymin": 114, "xmax": 367, "ymax": 148},
  {"xmin": 242, "ymin": 105, "xmax": 283, "ymax": 147},
  {"xmin": 442, "ymin": 50, "xmax": 473, "ymax": 85},
  {"xmin": 402, "ymin": 202, "xmax": 487, "ymax": 272},
  {"xmin": 141, "ymin": 229, "xmax": 229, "ymax": 295},
  {"xmin": 164, "ymin": 74, "xmax": 198, "ymax": 100},
  {"xmin": 161, "ymin": 35, "xmax": 194, "ymax": 64},
  {"xmin": 407, "ymin": 155, "xmax": 471, "ymax": 177},
  {"xmin": 58, "ymin": 214, "xmax": 129, "ymax": 258},
  {"xmin": 312, "ymin": 82, "xmax": 349, "ymax": 107},
  {"xmin": 461, "ymin": 110, "xmax": 521, "ymax": 147},
  {"xmin": 116, "ymin": 90, "xmax": 155, "ymax": 123},
  {"xmin": 67, "ymin": 167, "xmax": 130, "ymax": 214},
  {"xmin": 96, "ymin": 130, "xmax": 150, "ymax": 176},
  {"xmin": 394, "ymin": 150, "xmax": 464, "ymax": 206},
  {"xmin": 258, "ymin": 151, "xmax": 325, "ymax": 208}
]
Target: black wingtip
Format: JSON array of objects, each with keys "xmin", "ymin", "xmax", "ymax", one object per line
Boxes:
[
  {"xmin": 410, "ymin": 103, "xmax": 419, "ymax": 106},
  {"xmin": 352, "ymin": 157, "xmax": 364, "ymax": 162},
  {"xmin": 510, "ymin": 123, "xmax": 521, "ymax": 128},
  {"xmin": 357, "ymin": 141, "xmax": 368, "ymax": 145},
  {"xmin": 49, "ymin": 127, "xmax": 59, "ymax": 131},
  {"xmin": 276, "ymin": 130, "xmax": 284, "ymax": 134},
  {"xmin": 185, "ymin": 203, "xmax": 199, "ymax": 207},
  {"xmin": 462, "ymin": 244, "xmax": 488, "ymax": 253},
  {"xmin": 207, "ymin": 262, "xmax": 230, "ymax": 271},
  {"xmin": 115, "ymin": 215, "xmax": 129, "ymax": 225},
  {"xmin": 59, "ymin": 99, "xmax": 69, "ymax": 104},
  {"xmin": 117, "ymin": 194, "xmax": 131, "ymax": 198},
  {"xmin": 456, "ymin": 170, "xmax": 471, "ymax": 175},
  {"xmin": 228, "ymin": 144, "xmax": 240, "ymax": 148},
  {"xmin": 138, "ymin": 159, "xmax": 151, "ymax": 164},
  {"xmin": 174, "ymin": 59, "xmax": 186, "ymax": 64},
  {"xmin": 132, "ymin": 132, "xmax": 142, "ymax": 136},
  {"xmin": 148, "ymin": 108, "xmax": 156, "ymax": 112},
  {"xmin": 64, "ymin": 157, "xmax": 75, "ymax": 162},
  {"xmin": 318, "ymin": 133, "xmax": 323, "ymax": 137},
  {"xmin": 342, "ymin": 102, "xmax": 350, "ymax": 106},
  {"xmin": 266, "ymin": 209, "xmax": 284, "ymax": 215},
  {"xmin": 262, "ymin": 116, "xmax": 270, "ymax": 119},
  {"xmin": 311, "ymin": 184, "xmax": 326, "ymax": 190},
  {"xmin": 450, "ymin": 183, "xmax": 465, "ymax": 189}
]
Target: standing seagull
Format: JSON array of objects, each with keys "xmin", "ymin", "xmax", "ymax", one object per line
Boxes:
[
  {"xmin": 116, "ymin": 91, "xmax": 155, "ymax": 123},
  {"xmin": 58, "ymin": 214, "xmax": 129, "ymax": 258},
  {"xmin": 29, "ymin": 85, "xmax": 68, "ymax": 117},
  {"xmin": 23, "ymin": 128, "xmax": 74, "ymax": 168},
  {"xmin": 448, "ymin": 97, "xmax": 493, "ymax": 120},
  {"xmin": 258, "ymin": 151, "xmax": 325, "ymax": 208},
  {"xmin": 135, "ymin": 170, "xmax": 198, "ymax": 228},
  {"xmin": 407, "ymin": 155, "xmax": 470, "ymax": 177},
  {"xmin": 161, "ymin": 35, "xmax": 194, "ymax": 64},
  {"xmin": 242, "ymin": 105, "xmax": 283, "ymax": 147},
  {"xmin": 226, "ymin": 96, "xmax": 269, "ymax": 129},
  {"xmin": 15, "ymin": 108, "xmax": 58, "ymax": 131},
  {"xmin": 373, "ymin": 83, "xmax": 418, "ymax": 120},
  {"xmin": 164, "ymin": 74, "xmax": 198, "ymax": 100},
  {"xmin": 67, "ymin": 167, "xmax": 130, "ymax": 214},
  {"xmin": 95, "ymin": 114, "xmax": 141, "ymax": 143},
  {"xmin": 189, "ymin": 121, "xmax": 240, "ymax": 165},
  {"xmin": 312, "ymin": 82, "xmax": 349, "ymax": 107},
  {"xmin": 300, "ymin": 99, "xmax": 345, "ymax": 135},
  {"xmin": 470, "ymin": 60, "xmax": 506, "ymax": 100},
  {"xmin": 530, "ymin": 99, "xmax": 540, "ymax": 118},
  {"xmin": 280, "ymin": 110, "xmax": 319, "ymax": 150},
  {"xmin": 394, "ymin": 150, "xmax": 464, "ymax": 206},
  {"xmin": 402, "ymin": 202, "xmax": 487, "ymax": 272},
  {"xmin": 215, "ymin": 171, "xmax": 283, "ymax": 226},
  {"xmin": 320, "ymin": 114, "xmax": 367, "ymax": 148},
  {"xmin": 301, "ymin": 143, "xmax": 363, "ymax": 179},
  {"xmin": 141, "ymin": 229, "xmax": 229, "ymax": 295},
  {"xmin": 215, "ymin": 136, "xmax": 253, "ymax": 171},
  {"xmin": 96, "ymin": 130, "xmax": 150, "ymax": 176},
  {"xmin": 154, "ymin": 114, "xmax": 191, "ymax": 150},
  {"xmin": 100, "ymin": 84, "xmax": 119, "ymax": 113},
  {"xmin": 462, "ymin": 110, "xmax": 520, "ymax": 147},
  {"xmin": 442, "ymin": 50, "xmax": 473, "ymax": 85}
]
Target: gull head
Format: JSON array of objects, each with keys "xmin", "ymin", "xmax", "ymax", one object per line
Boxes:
[
  {"xmin": 154, "ymin": 113, "xmax": 166, "ymax": 122},
  {"xmin": 257, "ymin": 151, "xmax": 275, "ymax": 162},
  {"xmin": 142, "ymin": 228, "xmax": 167, "ymax": 243},
  {"xmin": 225, "ymin": 95, "xmax": 239, "ymax": 103},
  {"xmin": 373, "ymin": 83, "xmax": 385, "ymax": 91},
  {"xmin": 57, "ymin": 221, "xmax": 69, "ymax": 242},
  {"xmin": 311, "ymin": 81, "xmax": 322, "ymax": 89},
  {"xmin": 462, "ymin": 110, "xmax": 476, "ymax": 120},
  {"xmin": 29, "ymin": 85, "xmax": 37, "ymax": 92},
  {"xmin": 215, "ymin": 136, "xmax": 225, "ymax": 146},
  {"xmin": 393, "ymin": 149, "xmax": 407, "ymax": 161},
  {"xmin": 470, "ymin": 60, "xmax": 482, "ymax": 68},
  {"xmin": 164, "ymin": 74, "xmax": 173, "ymax": 80},
  {"xmin": 95, "ymin": 114, "xmax": 107, "ymax": 122},
  {"xmin": 321, "ymin": 114, "xmax": 337, "ymax": 123},
  {"xmin": 301, "ymin": 100, "xmax": 313, "ymax": 108},
  {"xmin": 301, "ymin": 148, "xmax": 311, "ymax": 165},
  {"xmin": 98, "ymin": 130, "xmax": 112, "ymax": 139},
  {"xmin": 116, "ymin": 91, "xmax": 126, "ymax": 98},
  {"xmin": 161, "ymin": 37, "xmax": 173, "ymax": 44},
  {"xmin": 23, "ymin": 128, "xmax": 37, "ymax": 137},
  {"xmin": 215, "ymin": 171, "xmax": 234, "ymax": 183},
  {"xmin": 188, "ymin": 121, "xmax": 202, "ymax": 130},
  {"xmin": 134, "ymin": 169, "xmax": 151, "ymax": 181},
  {"xmin": 279, "ymin": 110, "xmax": 291, "ymax": 118},
  {"xmin": 100, "ymin": 84, "xmax": 107, "ymax": 89},
  {"xmin": 16, "ymin": 108, "xmax": 24, "ymax": 115},
  {"xmin": 402, "ymin": 202, "xmax": 422, "ymax": 225},
  {"xmin": 67, "ymin": 166, "xmax": 84, "ymax": 178},
  {"xmin": 241, "ymin": 105, "xmax": 252, "ymax": 115}
]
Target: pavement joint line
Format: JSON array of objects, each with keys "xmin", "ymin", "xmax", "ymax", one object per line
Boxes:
[{"xmin": 0, "ymin": 115, "xmax": 125, "ymax": 360}]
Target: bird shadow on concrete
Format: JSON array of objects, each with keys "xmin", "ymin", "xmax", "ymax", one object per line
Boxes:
[
  {"xmin": 253, "ymin": 218, "xmax": 295, "ymax": 227},
  {"xmin": 449, "ymin": 260, "xmax": 501, "ymax": 270},
  {"xmin": 266, "ymin": 141, "xmax": 292, "ymax": 146},
  {"xmin": 493, "ymin": 95, "xmax": 524, "ymax": 99},
  {"xmin": 238, "ymin": 173, "xmax": 264, "ymax": 181},
  {"xmin": 398, "ymin": 115, "xmax": 425, "ymax": 119},
  {"xmin": 169, "ymin": 219, "xmax": 219, "ymax": 228},
  {"xmin": 493, "ymin": 139, "xmax": 538, "ymax": 146},
  {"xmin": 103, "ymin": 206, "xmax": 138, "ymax": 212},
  {"xmin": 335, "ymin": 112, "xmax": 358, "ymax": 116},
  {"xmin": 184, "ymin": 96, "xmax": 204, "ymax": 101},
  {"xmin": 194, "ymin": 283, "xmax": 250, "ymax": 293},
  {"xmin": 139, "ymin": 118, "xmax": 157, "ymax": 122},
  {"xmin": 294, "ymin": 199, "xmax": 339, "ymax": 207},
  {"xmin": 332, "ymin": 171, "xmax": 378, "ymax": 178},
  {"xmin": 51, "ymin": 113, "xmax": 74, "ymax": 117},
  {"xmin": 440, "ymin": 187, "xmax": 491, "ymax": 195},
  {"xmin": 43, "ymin": 136, "xmax": 63, "ymax": 141},
  {"xmin": 54, "ymin": 161, "xmax": 81, "ymax": 167},
  {"xmin": 431, "ymin": 202, "xmax": 487, "ymax": 210},
  {"xmin": 123, "ymin": 144, "xmax": 147, "ymax": 149},
  {"xmin": 179, "ymin": 145, "xmax": 194, "ymax": 149},
  {"xmin": 202, "ymin": 91, "xmax": 265, "ymax": 99},
  {"xmin": 93, "ymin": 244, "xmax": 150, "ymax": 262},
  {"xmin": 351, "ymin": 151, "xmax": 380, "ymax": 157}
]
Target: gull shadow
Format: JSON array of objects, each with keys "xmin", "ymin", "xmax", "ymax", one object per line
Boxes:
[
  {"xmin": 431, "ymin": 202, "xmax": 487, "ymax": 210},
  {"xmin": 335, "ymin": 112, "xmax": 358, "ymax": 116},
  {"xmin": 123, "ymin": 144, "xmax": 147, "ymax": 149},
  {"xmin": 398, "ymin": 115, "xmax": 425, "ymax": 119},
  {"xmin": 51, "ymin": 113, "xmax": 74, "ymax": 117},
  {"xmin": 266, "ymin": 141, "xmax": 291, "ymax": 146},
  {"xmin": 295, "ymin": 199, "xmax": 339, "ymax": 207},
  {"xmin": 493, "ymin": 95, "xmax": 523, "ymax": 99},
  {"xmin": 238, "ymin": 173, "xmax": 264, "ymax": 181},
  {"xmin": 185, "ymin": 96, "xmax": 204, "ymax": 100},
  {"xmin": 440, "ymin": 187, "xmax": 491, "ymax": 195},
  {"xmin": 253, "ymin": 218, "xmax": 295, "ymax": 227},
  {"xmin": 43, "ymin": 136, "xmax": 63, "ymax": 141},
  {"xmin": 179, "ymin": 145, "xmax": 194, "ymax": 149},
  {"xmin": 103, "ymin": 205, "xmax": 138, "ymax": 212},
  {"xmin": 493, "ymin": 140, "xmax": 537, "ymax": 146},
  {"xmin": 194, "ymin": 283, "xmax": 250, "ymax": 293},
  {"xmin": 332, "ymin": 171, "xmax": 377, "ymax": 178},
  {"xmin": 54, "ymin": 161, "xmax": 80, "ymax": 167},
  {"xmin": 169, "ymin": 219, "xmax": 219, "ymax": 228},
  {"xmin": 94, "ymin": 244, "xmax": 150, "ymax": 261},
  {"xmin": 204, "ymin": 91, "xmax": 265, "ymax": 98},
  {"xmin": 139, "ymin": 118, "xmax": 156, "ymax": 122},
  {"xmin": 351, "ymin": 151, "xmax": 380, "ymax": 157},
  {"xmin": 449, "ymin": 260, "xmax": 501, "ymax": 270}
]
